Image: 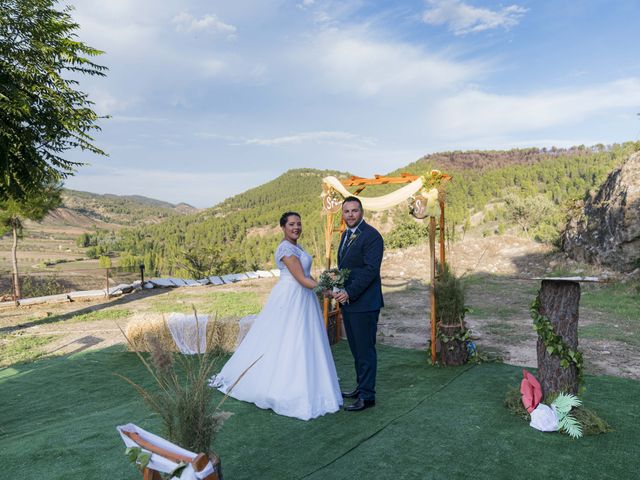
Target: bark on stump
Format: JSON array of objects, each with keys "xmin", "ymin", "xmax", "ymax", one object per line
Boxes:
[
  {"xmin": 438, "ymin": 324, "xmax": 469, "ymax": 366},
  {"xmin": 536, "ymin": 279, "xmax": 580, "ymax": 397}
]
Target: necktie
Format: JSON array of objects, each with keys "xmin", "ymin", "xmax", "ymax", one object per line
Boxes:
[{"xmin": 340, "ymin": 229, "xmax": 352, "ymax": 260}]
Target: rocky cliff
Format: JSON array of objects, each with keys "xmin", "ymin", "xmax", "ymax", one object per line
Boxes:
[{"xmin": 562, "ymin": 152, "xmax": 640, "ymax": 271}]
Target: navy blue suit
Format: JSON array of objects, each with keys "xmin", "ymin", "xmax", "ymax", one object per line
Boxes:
[{"xmin": 338, "ymin": 220, "xmax": 384, "ymax": 401}]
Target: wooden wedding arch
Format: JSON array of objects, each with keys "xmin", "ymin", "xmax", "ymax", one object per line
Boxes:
[{"xmin": 320, "ymin": 171, "xmax": 451, "ymax": 362}]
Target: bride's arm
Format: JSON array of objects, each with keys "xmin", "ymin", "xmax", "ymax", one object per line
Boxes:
[{"xmin": 281, "ymin": 255, "xmax": 318, "ymax": 289}]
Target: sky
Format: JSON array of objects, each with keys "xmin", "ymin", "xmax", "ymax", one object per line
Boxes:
[{"xmin": 62, "ymin": 0, "xmax": 640, "ymax": 207}]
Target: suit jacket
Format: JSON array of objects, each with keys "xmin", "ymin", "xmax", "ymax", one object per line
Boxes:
[{"xmin": 338, "ymin": 220, "xmax": 384, "ymax": 313}]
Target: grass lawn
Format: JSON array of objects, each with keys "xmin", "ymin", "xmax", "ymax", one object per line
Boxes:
[
  {"xmin": 47, "ymin": 308, "xmax": 133, "ymax": 325},
  {"xmin": 147, "ymin": 291, "xmax": 263, "ymax": 317},
  {"xmin": 1, "ymin": 343, "xmax": 639, "ymax": 479},
  {"xmin": 580, "ymin": 281, "xmax": 640, "ymax": 347},
  {"xmin": 0, "ymin": 333, "xmax": 58, "ymax": 367}
]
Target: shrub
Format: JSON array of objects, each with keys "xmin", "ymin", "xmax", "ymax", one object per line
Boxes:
[
  {"xmin": 76, "ymin": 232, "xmax": 95, "ymax": 247},
  {"xmin": 504, "ymin": 193, "xmax": 557, "ymax": 237},
  {"xmin": 532, "ymin": 223, "xmax": 560, "ymax": 245},
  {"xmin": 21, "ymin": 276, "xmax": 68, "ymax": 297},
  {"xmin": 434, "ymin": 263, "xmax": 467, "ymax": 327},
  {"xmin": 385, "ymin": 220, "xmax": 429, "ymax": 249},
  {"xmin": 434, "ymin": 263, "xmax": 470, "ymax": 365},
  {"xmin": 98, "ymin": 255, "xmax": 112, "ymax": 269}
]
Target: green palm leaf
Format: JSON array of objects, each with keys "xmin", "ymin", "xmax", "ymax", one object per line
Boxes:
[
  {"xmin": 552, "ymin": 393, "xmax": 582, "ymax": 415},
  {"xmin": 552, "ymin": 393, "xmax": 583, "ymax": 438},
  {"xmin": 558, "ymin": 414, "xmax": 583, "ymax": 439}
]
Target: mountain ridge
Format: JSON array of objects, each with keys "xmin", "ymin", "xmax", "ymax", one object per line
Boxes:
[{"xmin": 51, "ymin": 189, "xmax": 199, "ymax": 227}]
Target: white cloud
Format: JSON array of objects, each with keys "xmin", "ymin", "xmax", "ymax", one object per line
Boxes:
[
  {"xmin": 194, "ymin": 132, "xmax": 243, "ymax": 142},
  {"xmin": 172, "ymin": 12, "xmax": 237, "ymax": 35},
  {"xmin": 294, "ymin": 0, "xmax": 370, "ymax": 26},
  {"xmin": 200, "ymin": 57, "xmax": 228, "ymax": 77},
  {"xmin": 89, "ymin": 89, "xmax": 139, "ymax": 115},
  {"xmin": 423, "ymin": 0, "xmax": 527, "ymax": 35},
  {"xmin": 72, "ymin": 2, "xmax": 161, "ymax": 55},
  {"xmin": 299, "ymin": 27, "xmax": 485, "ymax": 97},
  {"xmin": 243, "ymin": 131, "xmax": 376, "ymax": 148},
  {"xmin": 429, "ymin": 78, "xmax": 640, "ymax": 138}
]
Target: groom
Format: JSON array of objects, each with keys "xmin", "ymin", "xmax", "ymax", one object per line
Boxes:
[{"xmin": 334, "ymin": 196, "xmax": 384, "ymax": 412}]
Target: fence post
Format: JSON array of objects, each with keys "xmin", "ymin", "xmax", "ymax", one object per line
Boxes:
[
  {"xmin": 140, "ymin": 263, "xmax": 145, "ymax": 284},
  {"xmin": 105, "ymin": 268, "xmax": 110, "ymax": 299}
]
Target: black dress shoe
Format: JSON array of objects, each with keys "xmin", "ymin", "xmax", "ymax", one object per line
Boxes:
[
  {"xmin": 341, "ymin": 388, "xmax": 360, "ymax": 399},
  {"xmin": 344, "ymin": 398, "xmax": 375, "ymax": 412}
]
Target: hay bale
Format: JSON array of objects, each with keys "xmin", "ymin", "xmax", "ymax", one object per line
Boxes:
[{"xmin": 125, "ymin": 313, "xmax": 239, "ymax": 353}]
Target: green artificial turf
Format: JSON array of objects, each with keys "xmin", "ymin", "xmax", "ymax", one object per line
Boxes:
[{"xmin": 1, "ymin": 343, "xmax": 639, "ymax": 479}]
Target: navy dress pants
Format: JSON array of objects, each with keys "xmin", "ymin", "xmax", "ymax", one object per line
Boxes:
[{"xmin": 342, "ymin": 309, "xmax": 379, "ymax": 401}]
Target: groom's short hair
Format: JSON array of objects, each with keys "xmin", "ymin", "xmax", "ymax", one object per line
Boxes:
[{"xmin": 343, "ymin": 196, "xmax": 362, "ymax": 209}]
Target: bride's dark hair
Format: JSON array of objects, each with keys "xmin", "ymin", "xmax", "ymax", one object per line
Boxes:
[{"xmin": 279, "ymin": 211, "xmax": 301, "ymax": 227}]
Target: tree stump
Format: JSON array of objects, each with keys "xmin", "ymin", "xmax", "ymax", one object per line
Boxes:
[
  {"xmin": 536, "ymin": 279, "xmax": 580, "ymax": 397},
  {"xmin": 438, "ymin": 324, "xmax": 469, "ymax": 366}
]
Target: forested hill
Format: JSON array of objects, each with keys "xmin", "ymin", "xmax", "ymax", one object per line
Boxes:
[
  {"xmin": 208, "ymin": 168, "xmax": 346, "ymax": 220},
  {"xmin": 111, "ymin": 168, "xmax": 348, "ymax": 274},
  {"xmin": 57, "ymin": 189, "xmax": 198, "ymax": 226},
  {"xmin": 385, "ymin": 145, "xmax": 635, "ymax": 225},
  {"xmin": 101, "ymin": 143, "xmax": 638, "ymax": 277}
]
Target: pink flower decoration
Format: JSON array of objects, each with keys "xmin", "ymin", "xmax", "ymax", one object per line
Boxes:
[{"xmin": 520, "ymin": 369, "xmax": 542, "ymax": 414}]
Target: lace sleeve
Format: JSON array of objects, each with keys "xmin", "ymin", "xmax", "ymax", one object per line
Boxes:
[{"xmin": 275, "ymin": 242, "xmax": 300, "ymax": 268}]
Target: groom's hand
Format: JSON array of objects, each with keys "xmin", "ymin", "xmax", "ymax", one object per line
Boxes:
[{"xmin": 333, "ymin": 289, "xmax": 349, "ymax": 304}]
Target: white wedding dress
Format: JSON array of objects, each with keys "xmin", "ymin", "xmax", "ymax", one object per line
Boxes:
[{"xmin": 210, "ymin": 241, "xmax": 343, "ymax": 420}]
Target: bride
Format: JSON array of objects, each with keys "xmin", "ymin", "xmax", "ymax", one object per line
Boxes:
[{"xmin": 210, "ymin": 211, "xmax": 343, "ymax": 420}]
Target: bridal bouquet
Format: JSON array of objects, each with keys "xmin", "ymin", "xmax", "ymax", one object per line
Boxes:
[{"xmin": 314, "ymin": 268, "xmax": 350, "ymax": 294}]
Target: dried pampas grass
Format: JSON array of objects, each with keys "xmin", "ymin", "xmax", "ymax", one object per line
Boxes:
[
  {"xmin": 117, "ymin": 307, "xmax": 238, "ymax": 455},
  {"xmin": 125, "ymin": 313, "xmax": 239, "ymax": 353}
]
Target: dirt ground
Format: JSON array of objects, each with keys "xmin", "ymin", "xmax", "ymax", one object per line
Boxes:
[
  {"xmin": 378, "ymin": 236, "xmax": 640, "ymax": 380},
  {"xmin": 1, "ymin": 235, "xmax": 638, "ymax": 380}
]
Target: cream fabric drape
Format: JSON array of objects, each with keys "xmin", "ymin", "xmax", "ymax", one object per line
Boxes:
[
  {"xmin": 167, "ymin": 313, "xmax": 208, "ymax": 354},
  {"xmin": 322, "ymin": 176, "xmax": 425, "ymax": 212},
  {"xmin": 117, "ymin": 424, "xmax": 215, "ymax": 479}
]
